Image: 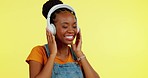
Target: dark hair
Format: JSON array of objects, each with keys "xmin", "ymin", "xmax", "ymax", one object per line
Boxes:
[
  {"xmin": 42, "ymin": 0, "xmax": 76, "ymax": 24},
  {"xmin": 42, "ymin": 0, "xmax": 63, "ymax": 19},
  {"xmin": 50, "ymin": 8, "xmax": 76, "ymax": 23}
]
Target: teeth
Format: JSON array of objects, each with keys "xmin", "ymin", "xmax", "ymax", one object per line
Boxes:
[{"xmin": 65, "ymin": 36, "xmax": 73, "ymax": 39}]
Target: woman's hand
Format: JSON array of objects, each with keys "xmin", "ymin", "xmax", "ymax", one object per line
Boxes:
[
  {"xmin": 71, "ymin": 30, "xmax": 83, "ymax": 57},
  {"xmin": 72, "ymin": 31, "xmax": 100, "ymax": 78},
  {"xmin": 46, "ymin": 28, "xmax": 57, "ymax": 55}
]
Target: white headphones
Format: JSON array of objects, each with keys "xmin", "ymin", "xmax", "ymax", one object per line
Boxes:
[{"xmin": 47, "ymin": 4, "xmax": 79, "ymax": 35}]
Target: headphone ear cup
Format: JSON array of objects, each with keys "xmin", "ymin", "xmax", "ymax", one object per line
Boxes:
[
  {"xmin": 47, "ymin": 24, "xmax": 56, "ymax": 35},
  {"xmin": 77, "ymin": 26, "xmax": 80, "ymax": 33}
]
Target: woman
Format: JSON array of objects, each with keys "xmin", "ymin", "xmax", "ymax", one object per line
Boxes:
[{"xmin": 26, "ymin": 0, "xmax": 100, "ymax": 78}]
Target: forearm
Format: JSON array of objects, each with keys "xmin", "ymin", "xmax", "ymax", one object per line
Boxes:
[
  {"xmin": 35, "ymin": 54, "xmax": 56, "ymax": 78},
  {"xmin": 78, "ymin": 53, "xmax": 100, "ymax": 78}
]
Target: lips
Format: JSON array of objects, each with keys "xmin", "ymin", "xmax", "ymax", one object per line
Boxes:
[{"xmin": 65, "ymin": 35, "xmax": 74, "ymax": 41}]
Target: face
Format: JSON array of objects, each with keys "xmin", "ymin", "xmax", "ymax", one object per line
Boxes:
[{"xmin": 54, "ymin": 11, "xmax": 77, "ymax": 45}]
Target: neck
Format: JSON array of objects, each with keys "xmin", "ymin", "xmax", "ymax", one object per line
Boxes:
[{"xmin": 56, "ymin": 39, "xmax": 69, "ymax": 56}]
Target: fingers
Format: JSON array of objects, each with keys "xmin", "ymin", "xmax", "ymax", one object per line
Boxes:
[
  {"xmin": 75, "ymin": 30, "xmax": 82, "ymax": 45},
  {"xmin": 71, "ymin": 30, "xmax": 82, "ymax": 52},
  {"xmin": 46, "ymin": 28, "xmax": 55, "ymax": 43},
  {"xmin": 71, "ymin": 33, "xmax": 82, "ymax": 55}
]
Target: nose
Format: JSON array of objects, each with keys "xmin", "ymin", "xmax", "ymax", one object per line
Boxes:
[{"xmin": 67, "ymin": 27, "xmax": 75, "ymax": 34}]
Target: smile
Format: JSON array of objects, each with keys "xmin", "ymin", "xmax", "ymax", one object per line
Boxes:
[{"xmin": 65, "ymin": 36, "xmax": 74, "ymax": 40}]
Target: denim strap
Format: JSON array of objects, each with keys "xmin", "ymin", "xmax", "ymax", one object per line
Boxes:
[
  {"xmin": 44, "ymin": 44, "xmax": 50, "ymax": 57},
  {"xmin": 44, "ymin": 44, "xmax": 77, "ymax": 60}
]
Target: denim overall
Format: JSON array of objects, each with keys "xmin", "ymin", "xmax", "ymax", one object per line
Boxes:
[{"xmin": 44, "ymin": 44, "xmax": 84, "ymax": 78}]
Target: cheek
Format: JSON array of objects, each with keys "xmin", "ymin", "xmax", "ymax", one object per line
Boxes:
[
  {"xmin": 56, "ymin": 28, "xmax": 65, "ymax": 33},
  {"xmin": 56, "ymin": 28, "xmax": 66, "ymax": 37}
]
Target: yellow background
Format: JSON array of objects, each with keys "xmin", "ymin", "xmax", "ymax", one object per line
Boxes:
[{"xmin": 0, "ymin": 0, "xmax": 148, "ymax": 78}]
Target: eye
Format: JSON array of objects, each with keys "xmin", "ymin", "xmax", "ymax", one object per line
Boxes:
[
  {"xmin": 73, "ymin": 26, "xmax": 77, "ymax": 29},
  {"xmin": 62, "ymin": 25, "xmax": 68, "ymax": 29}
]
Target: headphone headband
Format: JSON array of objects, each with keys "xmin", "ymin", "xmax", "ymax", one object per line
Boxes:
[{"xmin": 47, "ymin": 4, "xmax": 75, "ymax": 25}]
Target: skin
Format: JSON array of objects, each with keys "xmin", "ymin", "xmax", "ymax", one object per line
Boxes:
[{"xmin": 28, "ymin": 11, "xmax": 100, "ymax": 78}]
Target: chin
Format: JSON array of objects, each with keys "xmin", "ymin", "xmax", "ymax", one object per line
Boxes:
[
  {"xmin": 67, "ymin": 42, "xmax": 73, "ymax": 44},
  {"xmin": 67, "ymin": 42, "xmax": 73, "ymax": 45},
  {"xmin": 65, "ymin": 41, "xmax": 73, "ymax": 45}
]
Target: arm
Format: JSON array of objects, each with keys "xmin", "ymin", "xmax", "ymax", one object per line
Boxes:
[
  {"xmin": 29, "ymin": 30, "xmax": 57, "ymax": 78},
  {"xmin": 72, "ymin": 31, "xmax": 100, "ymax": 78},
  {"xmin": 77, "ymin": 52, "xmax": 100, "ymax": 78},
  {"xmin": 29, "ymin": 54, "xmax": 56, "ymax": 78}
]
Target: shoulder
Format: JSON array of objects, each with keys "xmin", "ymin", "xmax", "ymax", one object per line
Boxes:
[
  {"xmin": 31, "ymin": 45, "xmax": 45, "ymax": 53},
  {"xmin": 30, "ymin": 45, "xmax": 46, "ymax": 57},
  {"xmin": 26, "ymin": 45, "xmax": 47, "ymax": 65}
]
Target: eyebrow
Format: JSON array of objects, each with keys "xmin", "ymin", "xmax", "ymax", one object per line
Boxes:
[{"xmin": 61, "ymin": 22, "xmax": 77, "ymax": 25}]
